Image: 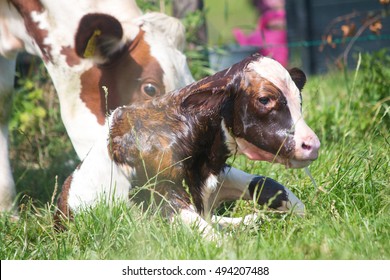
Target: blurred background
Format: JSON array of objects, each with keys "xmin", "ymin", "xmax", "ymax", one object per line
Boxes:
[
  {"xmin": 106, "ymin": 0, "xmax": 390, "ymax": 78},
  {"xmin": 180, "ymin": 0, "xmax": 390, "ymax": 74}
]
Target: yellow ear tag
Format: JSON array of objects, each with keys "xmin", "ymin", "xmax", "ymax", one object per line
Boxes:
[{"xmin": 83, "ymin": 29, "xmax": 102, "ymax": 58}]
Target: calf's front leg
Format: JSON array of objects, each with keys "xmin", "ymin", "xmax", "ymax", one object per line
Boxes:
[
  {"xmin": 208, "ymin": 166, "xmax": 305, "ymax": 227},
  {"xmin": 150, "ymin": 183, "xmax": 221, "ymax": 243},
  {"xmin": 219, "ymin": 166, "xmax": 304, "ymax": 212}
]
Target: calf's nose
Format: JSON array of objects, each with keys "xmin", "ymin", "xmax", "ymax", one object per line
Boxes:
[{"xmin": 300, "ymin": 135, "xmax": 320, "ymax": 160}]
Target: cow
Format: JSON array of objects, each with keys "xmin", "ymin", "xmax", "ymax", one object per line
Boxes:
[
  {"xmin": 0, "ymin": 0, "xmax": 190, "ymax": 212},
  {"xmin": 55, "ymin": 55, "xmax": 320, "ymax": 240},
  {"xmin": 0, "ymin": 0, "xmax": 305, "ymax": 219}
]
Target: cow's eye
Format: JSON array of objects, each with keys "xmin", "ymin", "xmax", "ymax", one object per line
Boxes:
[
  {"xmin": 259, "ymin": 97, "xmax": 270, "ymax": 105},
  {"xmin": 142, "ymin": 83, "xmax": 159, "ymax": 97}
]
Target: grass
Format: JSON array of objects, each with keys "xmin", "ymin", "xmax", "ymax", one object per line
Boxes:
[
  {"xmin": 204, "ymin": 0, "xmax": 258, "ymax": 45},
  {"xmin": 1, "ymin": 49, "xmax": 390, "ymax": 259}
]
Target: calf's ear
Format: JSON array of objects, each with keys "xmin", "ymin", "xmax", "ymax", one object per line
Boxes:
[
  {"xmin": 75, "ymin": 13, "xmax": 125, "ymax": 64},
  {"xmin": 181, "ymin": 88, "xmax": 227, "ymax": 113},
  {"xmin": 181, "ymin": 74, "xmax": 237, "ymax": 113},
  {"xmin": 289, "ymin": 68, "xmax": 306, "ymax": 91}
]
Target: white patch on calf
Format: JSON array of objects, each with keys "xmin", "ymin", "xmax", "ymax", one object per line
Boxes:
[
  {"xmin": 218, "ymin": 167, "xmax": 253, "ymax": 197},
  {"xmin": 202, "ymin": 174, "xmax": 219, "ymax": 217},
  {"xmin": 221, "ymin": 119, "xmax": 237, "ymax": 155},
  {"xmin": 205, "ymin": 174, "xmax": 219, "ymax": 192},
  {"xmin": 211, "ymin": 214, "xmax": 259, "ymax": 227},
  {"xmin": 176, "ymin": 207, "xmax": 221, "ymax": 243}
]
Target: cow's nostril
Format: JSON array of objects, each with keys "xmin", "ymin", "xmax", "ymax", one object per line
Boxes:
[{"xmin": 302, "ymin": 143, "xmax": 312, "ymax": 150}]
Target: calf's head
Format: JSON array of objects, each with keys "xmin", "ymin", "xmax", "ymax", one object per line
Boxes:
[
  {"xmin": 226, "ymin": 56, "xmax": 320, "ymax": 168},
  {"xmin": 186, "ymin": 55, "xmax": 319, "ymax": 168}
]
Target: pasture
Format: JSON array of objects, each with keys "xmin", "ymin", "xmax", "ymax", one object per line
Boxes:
[{"xmin": 0, "ymin": 48, "xmax": 389, "ymax": 259}]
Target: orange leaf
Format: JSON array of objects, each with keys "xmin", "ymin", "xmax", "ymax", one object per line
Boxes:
[
  {"xmin": 341, "ymin": 23, "xmax": 356, "ymax": 37},
  {"xmin": 370, "ymin": 20, "xmax": 382, "ymax": 35},
  {"xmin": 326, "ymin": 34, "xmax": 333, "ymax": 44}
]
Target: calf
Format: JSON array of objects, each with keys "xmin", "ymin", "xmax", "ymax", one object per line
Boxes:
[{"xmin": 56, "ymin": 55, "xmax": 320, "ymax": 239}]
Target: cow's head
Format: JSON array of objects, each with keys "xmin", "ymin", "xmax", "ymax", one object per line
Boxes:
[
  {"xmin": 73, "ymin": 12, "xmax": 194, "ymax": 123},
  {"xmin": 218, "ymin": 55, "xmax": 320, "ymax": 168}
]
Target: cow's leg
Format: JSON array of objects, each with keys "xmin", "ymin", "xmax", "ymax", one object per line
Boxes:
[
  {"xmin": 210, "ymin": 166, "xmax": 305, "ymax": 227},
  {"xmin": 0, "ymin": 56, "xmax": 16, "ymax": 212}
]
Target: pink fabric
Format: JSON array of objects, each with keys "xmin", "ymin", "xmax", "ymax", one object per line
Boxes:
[
  {"xmin": 257, "ymin": 0, "xmax": 285, "ymax": 13},
  {"xmin": 233, "ymin": 10, "xmax": 288, "ymax": 66}
]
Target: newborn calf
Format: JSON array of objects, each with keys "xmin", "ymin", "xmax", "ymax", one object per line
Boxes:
[{"xmin": 56, "ymin": 55, "xmax": 320, "ymax": 239}]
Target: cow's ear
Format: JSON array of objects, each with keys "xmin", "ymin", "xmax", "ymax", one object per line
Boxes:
[
  {"xmin": 75, "ymin": 13, "xmax": 125, "ymax": 64},
  {"xmin": 289, "ymin": 68, "xmax": 306, "ymax": 91},
  {"xmin": 133, "ymin": 12, "xmax": 186, "ymax": 51}
]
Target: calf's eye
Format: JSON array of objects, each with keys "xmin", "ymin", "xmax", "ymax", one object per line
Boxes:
[
  {"xmin": 142, "ymin": 83, "xmax": 159, "ymax": 97},
  {"xmin": 259, "ymin": 97, "xmax": 270, "ymax": 105}
]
